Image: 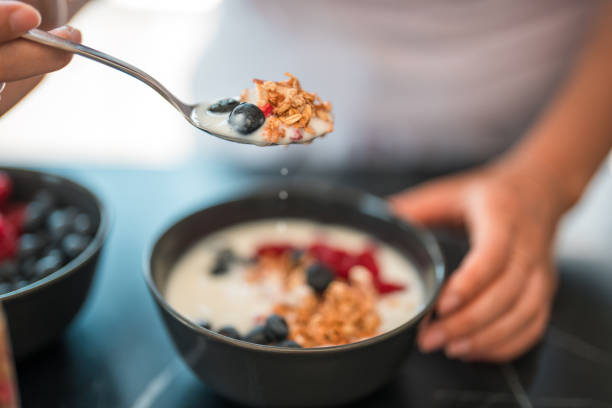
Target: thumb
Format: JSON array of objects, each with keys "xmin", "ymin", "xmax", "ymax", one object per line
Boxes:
[
  {"xmin": 0, "ymin": 2, "xmax": 41, "ymax": 43},
  {"xmin": 389, "ymin": 177, "xmax": 466, "ymax": 226}
]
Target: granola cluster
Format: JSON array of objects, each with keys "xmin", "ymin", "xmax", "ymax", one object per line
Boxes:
[
  {"xmin": 240, "ymin": 73, "xmax": 333, "ymax": 143},
  {"xmin": 246, "ymin": 248, "xmax": 381, "ymax": 347},
  {"xmin": 274, "ymin": 281, "xmax": 380, "ymax": 348}
]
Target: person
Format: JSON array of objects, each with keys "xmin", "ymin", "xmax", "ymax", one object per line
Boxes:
[
  {"xmin": 1, "ymin": 2, "xmax": 82, "ymax": 407},
  {"xmin": 197, "ymin": 0, "xmax": 612, "ymax": 363},
  {"xmin": 387, "ymin": 3, "xmax": 612, "ymax": 362},
  {"xmin": 1, "ymin": 0, "xmax": 611, "ymax": 372},
  {"xmin": 0, "ymin": 0, "xmax": 81, "ymax": 116}
]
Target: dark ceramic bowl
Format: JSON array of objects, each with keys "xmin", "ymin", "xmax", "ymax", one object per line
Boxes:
[
  {"xmin": 0, "ymin": 168, "xmax": 108, "ymax": 358},
  {"xmin": 145, "ymin": 183, "xmax": 445, "ymax": 407}
]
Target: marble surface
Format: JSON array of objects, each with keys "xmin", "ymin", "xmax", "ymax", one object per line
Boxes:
[{"xmin": 11, "ymin": 162, "xmax": 612, "ymax": 408}]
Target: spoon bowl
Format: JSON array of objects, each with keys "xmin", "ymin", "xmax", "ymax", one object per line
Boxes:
[{"xmin": 22, "ymin": 29, "xmax": 327, "ymax": 146}]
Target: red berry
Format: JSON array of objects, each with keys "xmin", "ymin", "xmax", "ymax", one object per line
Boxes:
[
  {"xmin": 290, "ymin": 129, "xmax": 304, "ymax": 141},
  {"xmin": 376, "ymin": 282, "xmax": 406, "ymax": 295},
  {"xmin": 0, "ymin": 172, "xmax": 12, "ymax": 205},
  {"xmin": 0, "ymin": 215, "xmax": 18, "ymax": 261},
  {"xmin": 259, "ymin": 103, "xmax": 274, "ymax": 118},
  {"xmin": 308, "ymin": 242, "xmax": 404, "ymax": 294},
  {"xmin": 256, "ymin": 240, "xmax": 405, "ymax": 295},
  {"xmin": 256, "ymin": 243, "xmax": 294, "ymax": 257},
  {"xmin": 1, "ymin": 202, "xmax": 26, "ymax": 234}
]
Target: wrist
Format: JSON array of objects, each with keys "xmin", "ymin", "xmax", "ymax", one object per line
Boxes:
[{"xmin": 489, "ymin": 151, "xmax": 581, "ymax": 215}]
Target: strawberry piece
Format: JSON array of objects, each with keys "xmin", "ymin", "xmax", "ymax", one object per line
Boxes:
[
  {"xmin": 259, "ymin": 103, "xmax": 274, "ymax": 118},
  {"xmin": 0, "ymin": 172, "xmax": 12, "ymax": 205}
]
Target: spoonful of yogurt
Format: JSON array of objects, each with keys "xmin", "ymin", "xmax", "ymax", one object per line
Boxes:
[{"xmin": 22, "ymin": 29, "xmax": 333, "ymax": 146}]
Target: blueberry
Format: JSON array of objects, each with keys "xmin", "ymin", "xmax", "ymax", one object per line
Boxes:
[
  {"xmin": 208, "ymin": 98, "xmax": 240, "ymax": 113},
  {"xmin": 19, "ymin": 257, "xmax": 37, "ymax": 281},
  {"xmin": 23, "ymin": 201, "xmax": 48, "ymax": 232},
  {"xmin": 47, "ymin": 208, "xmax": 77, "ymax": 241},
  {"xmin": 34, "ymin": 250, "xmax": 64, "ymax": 278},
  {"xmin": 0, "ymin": 261, "xmax": 18, "ymax": 282},
  {"xmin": 33, "ymin": 190, "xmax": 56, "ymax": 210},
  {"xmin": 289, "ymin": 249, "xmax": 304, "ymax": 266},
  {"xmin": 18, "ymin": 233, "xmax": 46, "ymax": 258},
  {"xmin": 276, "ymin": 339, "xmax": 301, "ymax": 348},
  {"xmin": 306, "ymin": 263, "xmax": 335, "ymax": 295},
  {"xmin": 218, "ymin": 326, "xmax": 241, "ymax": 340},
  {"xmin": 244, "ymin": 325, "xmax": 274, "ymax": 345},
  {"xmin": 228, "ymin": 103, "xmax": 265, "ymax": 135},
  {"xmin": 13, "ymin": 280, "xmax": 29, "ymax": 290},
  {"xmin": 61, "ymin": 233, "xmax": 90, "ymax": 259},
  {"xmin": 72, "ymin": 213, "xmax": 94, "ymax": 235},
  {"xmin": 196, "ymin": 320, "xmax": 212, "ymax": 330},
  {"xmin": 211, "ymin": 249, "xmax": 235, "ymax": 275},
  {"xmin": 0, "ymin": 282, "xmax": 14, "ymax": 295},
  {"xmin": 265, "ymin": 314, "xmax": 288, "ymax": 341},
  {"xmin": 23, "ymin": 190, "xmax": 56, "ymax": 231},
  {"xmin": 45, "ymin": 248, "xmax": 65, "ymax": 263}
]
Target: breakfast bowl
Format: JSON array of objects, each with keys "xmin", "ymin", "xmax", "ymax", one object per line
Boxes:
[
  {"xmin": 144, "ymin": 183, "xmax": 445, "ymax": 407},
  {"xmin": 0, "ymin": 167, "xmax": 107, "ymax": 358}
]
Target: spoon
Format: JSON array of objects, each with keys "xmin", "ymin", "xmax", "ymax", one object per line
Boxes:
[{"xmin": 22, "ymin": 29, "xmax": 318, "ymax": 146}]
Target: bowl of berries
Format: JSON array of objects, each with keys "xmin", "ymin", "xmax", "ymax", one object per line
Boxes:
[
  {"xmin": 145, "ymin": 183, "xmax": 444, "ymax": 407},
  {"xmin": 0, "ymin": 168, "xmax": 107, "ymax": 358}
]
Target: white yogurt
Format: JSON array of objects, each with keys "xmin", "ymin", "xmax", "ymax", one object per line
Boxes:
[
  {"xmin": 192, "ymin": 90, "xmax": 332, "ymax": 146},
  {"xmin": 165, "ymin": 219, "xmax": 425, "ymax": 336}
]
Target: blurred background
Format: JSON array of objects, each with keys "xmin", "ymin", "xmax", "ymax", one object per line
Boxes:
[
  {"xmin": 1, "ymin": 0, "xmax": 611, "ymax": 406},
  {"xmin": 0, "ymin": 0, "xmax": 610, "ymax": 261}
]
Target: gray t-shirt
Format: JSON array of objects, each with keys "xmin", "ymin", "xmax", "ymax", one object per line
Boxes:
[{"xmin": 194, "ymin": 0, "xmax": 600, "ymax": 171}]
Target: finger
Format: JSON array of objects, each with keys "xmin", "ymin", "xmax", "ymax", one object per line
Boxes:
[
  {"xmin": 444, "ymin": 266, "xmax": 549, "ymax": 358},
  {"xmin": 418, "ymin": 248, "xmax": 529, "ymax": 352},
  {"xmin": 435, "ymin": 198, "xmax": 515, "ymax": 316},
  {"xmin": 417, "ymin": 312, "xmax": 433, "ymax": 332},
  {"xmin": 0, "ymin": 25, "xmax": 81, "ymax": 82},
  {"xmin": 0, "ymin": 1, "xmax": 41, "ymax": 43},
  {"xmin": 389, "ymin": 177, "xmax": 466, "ymax": 226},
  {"xmin": 468, "ymin": 306, "xmax": 550, "ymax": 363}
]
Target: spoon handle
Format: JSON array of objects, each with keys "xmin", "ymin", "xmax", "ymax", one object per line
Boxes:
[{"xmin": 22, "ymin": 29, "xmax": 191, "ymax": 116}]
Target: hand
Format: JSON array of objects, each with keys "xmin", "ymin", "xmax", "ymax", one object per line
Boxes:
[
  {"xmin": 390, "ymin": 161, "xmax": 566, "ymax": 362},
  {"xmin": 0, "ymin": 1, "xmax": 81, "ymax": 84},
  {"xmin": 0, "ymin": 304, "xmax": 17, "ymax": 408}
]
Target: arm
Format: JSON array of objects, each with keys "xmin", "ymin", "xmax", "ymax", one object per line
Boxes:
[
  {"xmin": 391, "ymin": 3, "xmax": 612, "ymax": 362},
  {"xmin": 502, "ymin": 1, "xmax": 612, "ymax": 207}
]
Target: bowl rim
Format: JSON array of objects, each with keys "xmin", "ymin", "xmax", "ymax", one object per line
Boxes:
[
  {"xmin": 143, "ymin": 185, "xmax": 445, "ymax": 354},
  {"xmin": 0, "ymin": 167, "xmax": 109, "ymax": 301}
]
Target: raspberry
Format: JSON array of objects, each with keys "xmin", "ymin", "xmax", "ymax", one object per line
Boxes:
[
  {"xmin": 0, "ymin": 172, "xmax": 12, "ymax": 205},
  {"xmin": 0, "ymin": 215, "xmax": 18, "ymax": 261},
  {"xmin": 1, "ymin": 202, "xmax": 26, "ymax": 234}
]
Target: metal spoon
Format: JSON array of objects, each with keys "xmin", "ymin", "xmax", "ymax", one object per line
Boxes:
[{"xmin": 22, "ymin": 29, "xmax": 323, "ymax": 146}]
